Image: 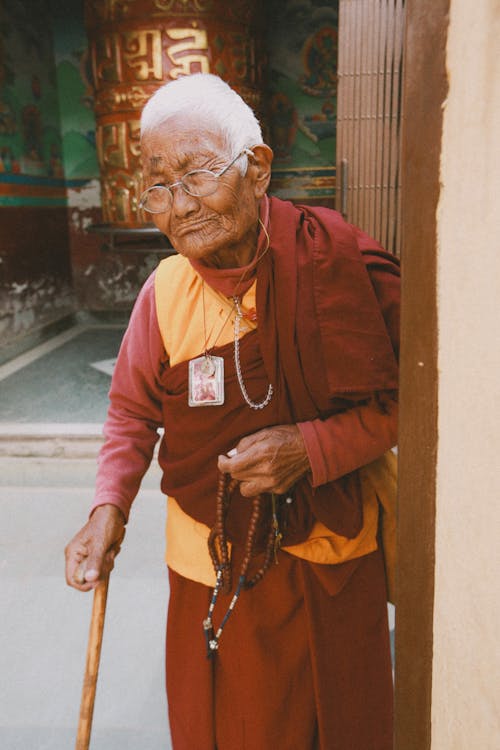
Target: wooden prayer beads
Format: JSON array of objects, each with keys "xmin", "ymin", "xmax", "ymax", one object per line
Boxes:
[
  {"xmin": 208, "ymin": 471, "xmax": 278, "ymax": 594},
  {"xmin": 204, "ymin": 471, "xmax": 281, "ymax": 656}
]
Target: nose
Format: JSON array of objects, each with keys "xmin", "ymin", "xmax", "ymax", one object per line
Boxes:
[{"xmin": 171, "ymin": 183, "xmax": 199, "ymax": 218}]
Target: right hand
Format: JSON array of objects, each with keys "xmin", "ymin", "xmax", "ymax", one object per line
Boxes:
[{"xmin": 65, "ymin": 504, "xmax": 126, "ymax": 592}]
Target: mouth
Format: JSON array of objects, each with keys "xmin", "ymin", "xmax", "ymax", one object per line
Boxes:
[{"xmin": 175, "ymin": 219, "xmax": 213, "ymax": 237}]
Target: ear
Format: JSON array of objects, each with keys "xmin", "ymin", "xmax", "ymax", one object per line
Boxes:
[{"xmin": 248, "ymin": 144, "xmax": 273, "ymax": 199}]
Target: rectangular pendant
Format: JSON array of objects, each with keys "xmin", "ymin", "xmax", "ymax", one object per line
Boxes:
[{"xmin": 188, "ymin": 355, "xmax": 225, "ymax": 407}]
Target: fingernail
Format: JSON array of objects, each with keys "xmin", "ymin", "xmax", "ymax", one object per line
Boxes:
[{"xmin": 84, "ymin": 568, "xmax": 99, "ymax": 582}]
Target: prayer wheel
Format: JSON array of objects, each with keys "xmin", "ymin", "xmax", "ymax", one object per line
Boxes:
[{"xmin": 85, "ymin": 0, "xmax": 264, "ymax": 226}]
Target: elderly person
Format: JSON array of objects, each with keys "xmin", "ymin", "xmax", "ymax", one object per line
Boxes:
[{"xmin": 65, "ymin": 73, "xmax": 399, "ymax": 750}]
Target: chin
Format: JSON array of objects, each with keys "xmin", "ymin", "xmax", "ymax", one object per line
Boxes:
[
  {"xmin": 176, "ymin": 243, "xmax": 219, "ymax": 261},
  {"xmin": 171, "ymin": 228, "xmax": 229, "ymax": 261}
]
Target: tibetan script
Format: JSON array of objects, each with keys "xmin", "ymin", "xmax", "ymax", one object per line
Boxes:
[{"xmin": 165, "ymin": 27, "xmax": 210, "ymax": 79}]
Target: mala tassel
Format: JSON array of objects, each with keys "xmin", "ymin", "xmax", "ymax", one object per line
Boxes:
[{"xmin": 203, "ymin": 568, "xmax": 223, "ymax": 658}]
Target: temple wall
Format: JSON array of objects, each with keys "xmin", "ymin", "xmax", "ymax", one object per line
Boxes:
[{"xmin": 0, "ymin": 0, "xmax": 74, "ymax": 355}]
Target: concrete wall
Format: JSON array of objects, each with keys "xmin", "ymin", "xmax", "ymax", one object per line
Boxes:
[{"xmin": 433, "ymin": 0, "xmax": 500, "ymax": 746}]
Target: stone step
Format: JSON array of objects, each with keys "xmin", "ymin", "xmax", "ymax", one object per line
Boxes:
[
  {"xmin": 0, "ymin": 423, "xmax": 105, "ymax": 459},
  {"xmin": 0, "ymin": 455, "xmax": 163, "ymax": 490}
]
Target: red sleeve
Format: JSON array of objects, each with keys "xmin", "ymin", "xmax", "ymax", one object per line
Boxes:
[
  {"xmin": 90, "ymin": 272, "xmax": 166, "ymax": 521},
  {"xmin": 297, "ymin": 392, "xmax": 397, "ymax": 487}
]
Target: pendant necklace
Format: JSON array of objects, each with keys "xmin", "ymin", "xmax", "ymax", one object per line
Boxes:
[
  {"xmin": 188, "ymin": 281, "xmax": 229, "ymax": 407},
  {"xmin": 188, "ymin": 219, "xmax": 273, "ymax": 409}
]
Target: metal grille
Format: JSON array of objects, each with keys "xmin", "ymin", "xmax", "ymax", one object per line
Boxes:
[{"xmin": 336, "ymin": 0, "xmax": 405, "ymax": 255}]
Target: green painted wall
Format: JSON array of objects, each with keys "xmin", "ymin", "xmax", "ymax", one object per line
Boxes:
[
  {"xmin": 50, "ymin": 0, "xmax": 98, "ymax": 180},
  {"xmin": 0, "ymin": 0, "xmax": 98, "ymax": 207}
]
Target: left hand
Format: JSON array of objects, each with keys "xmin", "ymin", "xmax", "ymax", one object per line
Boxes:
[{"xmin": 217, "ymin": 425, "xmax": 311, "ymax": 497}]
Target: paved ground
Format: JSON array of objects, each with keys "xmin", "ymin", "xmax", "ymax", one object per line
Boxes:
[
  {"xmin": 0, "ymin": 456, "xmax": 172, "ymax": 750},
  {"xmin": 0, "ymin": 324, "xmax": 174, "ymax": 748},
  {"xmin": 0, "ymin": 326, "xmax": 124, "ymax": 423}
]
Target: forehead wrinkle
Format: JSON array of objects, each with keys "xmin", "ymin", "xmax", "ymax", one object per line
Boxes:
[
  {"xmin": 174, "ymin": 148, "xmax": 220, "ymax": 171},
  {"xmin": 147, "ymin": 155, "xmax": 164, "ymax": 177},
  {"xmin": 144, "ymin": 144, "xmax": 222, "ymax": 180}
]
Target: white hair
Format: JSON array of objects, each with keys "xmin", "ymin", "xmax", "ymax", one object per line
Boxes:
[{"xmin": 140, "ymin": 74, "xmax": 263, "ymax": 174}]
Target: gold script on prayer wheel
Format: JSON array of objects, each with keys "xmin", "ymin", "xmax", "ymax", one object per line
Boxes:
[
  {"xmin": 85, "ymin": 0, "xmax": 264, "ymax": 226},
  {"xmin": 122, "ymin": 31, "xmax": 164, "ymax": 81},
  {"xmin": 166, "ymin": 27, "xmax": 210, "ymax": 78}
]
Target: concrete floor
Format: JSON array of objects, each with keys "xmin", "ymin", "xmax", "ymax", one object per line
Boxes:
[
  {"xmin": 0, "ymin": 326, "xmax": 125, "ymax": 423},
  {"xmin": 0, "ymin": 327, "xmax": 173, "ymax": 748},
  {"xmin": 0, "ymin": 456, "xmax": 171, "ymax": 750}
]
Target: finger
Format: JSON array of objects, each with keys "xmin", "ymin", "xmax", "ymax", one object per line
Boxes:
[
  {"xmin": 236, "ymin": 429, "xmax": 269, "ymax": 453},
  {"xmin": 219, "ymin": 430, "xmax": 278, "ymax": 475},
  {"xmin": 86, "ymin": 534, "xmax": 124, "ymax": 582},
  {"xmin": 65, "ymin": 543, "xmax": 88, "ymax": 587},
  {"xmin": 219, "ymin": 444, "xmax": 266, "ymax": 476},
  {"xmin": 66, "ymin": 562, "xmax": 96, "ymax": 593},
  {"xmin": 104, "ymin": 547, "xmax": 121, "ymax": 574},
  {"xmin": 239, "ymin": 480, "xmax": 264, "ymax": 497},
  {"xmin": 83, "ymin": 542, "xmax": 108, "ymax": 583},
  {"xmin": 75, "ymin": 560, "xmax": 88, "ymax": 585},
  {"xmin": 218, "ymin": 454, "xmax": 231, "ymax": 473}
]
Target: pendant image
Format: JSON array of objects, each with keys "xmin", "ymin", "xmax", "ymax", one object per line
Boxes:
[
  {"xmin": 200, "ymin": 356, "xmax": 216, "ymax": 377},
  {"xmin": 188, "ymin": 355, "xmax": 225, "ymax": 407}
]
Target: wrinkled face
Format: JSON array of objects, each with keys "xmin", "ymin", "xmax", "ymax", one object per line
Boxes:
[{"xmin": 140, "ymin": 116, "xmax": 261, "ymax": 266}]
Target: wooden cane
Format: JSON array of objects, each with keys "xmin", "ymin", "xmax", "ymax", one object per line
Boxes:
[{"xmin": 75, "ymin": 575, "xmax": 110, "ymax": 750}]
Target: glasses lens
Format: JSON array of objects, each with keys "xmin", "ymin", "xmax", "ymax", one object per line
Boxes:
[
  {"xmin": 182, "ymin": 170, "xmax": 219, "ymax": 197},
  {"xmin": 141, "ymin": 186, "xmax": 171, "ymax": 213}
]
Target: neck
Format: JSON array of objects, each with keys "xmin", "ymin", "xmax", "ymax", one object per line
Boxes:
[{"xmin": 203, "ymin": 222, "xmax": 259, "ymax": 270}]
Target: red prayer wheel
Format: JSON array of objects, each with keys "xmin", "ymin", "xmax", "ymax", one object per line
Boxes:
[{"xmin": 84, "ymin": 0, "xmax": 264, "ymax": 226}]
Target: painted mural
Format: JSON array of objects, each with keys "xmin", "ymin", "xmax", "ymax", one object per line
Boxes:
[
  {"xmin": 0, "ymin": 0, "xmax": 64, "ymax": 194},
  {"xmin": 51, "ymin": 0, "xmax": 98, "ymax": 182},
  {"xmin": 265, "ymin": 0, "xmax": 338, "ymax": 203},
  {"xmin": 0, "ymin": 0, "xmax": 99, "ymax": 208}
]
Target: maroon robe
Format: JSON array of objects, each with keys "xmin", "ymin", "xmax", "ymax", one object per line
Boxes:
[
  {"xmin": 159, "ymin": 197, "xmax": 399, "ymax": 547},
  {"xmin": 158, "ymin": 199, "xmax": 399, "ymax": 749}
]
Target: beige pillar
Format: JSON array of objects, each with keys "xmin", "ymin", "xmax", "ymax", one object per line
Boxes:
[
  {"xmin": 432, "ymin": 1, "xmax": 500, "ymax": 746},
  {"xmin": 397, "ymin": 0, "xmax": 499, "ymax": 746}
]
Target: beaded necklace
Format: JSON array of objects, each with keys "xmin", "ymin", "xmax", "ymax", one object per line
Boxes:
[
  {"xmin": 233, "ymin": 295, "xmax": 273, "ymax": 409},
  {"xmin": 198, "ymin": 220, "xmax": 278, "ymax": 655}
]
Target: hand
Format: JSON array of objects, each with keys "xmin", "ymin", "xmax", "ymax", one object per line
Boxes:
[
  {"xmin": 217, "ymin": 425, "xmax": 311, "ymax": 497},
  {"xmin": 64, "ymin": 504, "xmax": 126, "ymax": 592}
]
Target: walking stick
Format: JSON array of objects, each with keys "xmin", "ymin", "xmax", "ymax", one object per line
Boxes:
[{"xmin": 75, "ymin": 575, "xmax": 110, "ymax": 750}]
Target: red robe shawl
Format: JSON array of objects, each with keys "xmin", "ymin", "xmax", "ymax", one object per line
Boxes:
[{"xmin": 158, "ymin": 198, "xmax": 399, "ymax": 548}]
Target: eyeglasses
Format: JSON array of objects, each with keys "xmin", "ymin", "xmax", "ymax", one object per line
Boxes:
[{"xmin": 139, "ymin": 148, "xmax": 253, "ymax": 214}]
